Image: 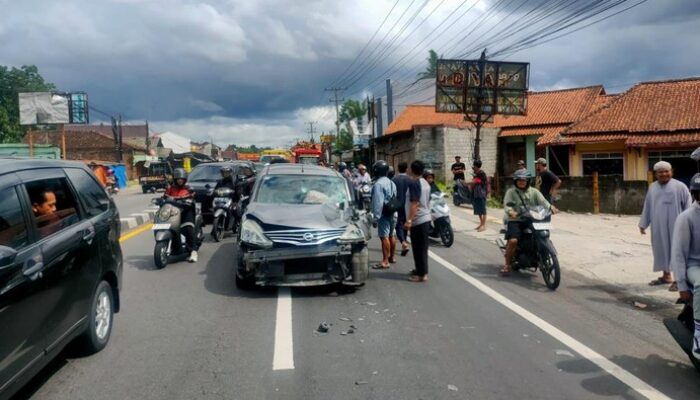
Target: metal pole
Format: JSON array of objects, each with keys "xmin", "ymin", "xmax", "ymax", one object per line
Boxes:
[
  {"xmin": 386, "ymin": 79, "xmax": 393, "ymax": 125},
  {"xmin": 28, "ymin": 126, "xmax": 33, "ymax": 157},
  {"xmin": 473, "ymin": 50, "xmax": 487, "ymax": 161},
  {"xmin": 61, "ymin": 124, "xmax": 66, "ymax": 159},
  {"xmin": 118, "ymin": 114, "xmax": 123, "ymax": 162},
  {"xmin": 593, "ymin": 171, "xmax": 600, "ymax": 214}
]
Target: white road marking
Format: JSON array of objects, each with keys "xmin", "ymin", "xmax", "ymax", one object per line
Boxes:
[
  {"xmin": 429, "ymin": 251, "xmax": 671, "ymax": 400},
  {"xmin": 273, "ymin": 287, "xmax": 294, "ymax": 370}
]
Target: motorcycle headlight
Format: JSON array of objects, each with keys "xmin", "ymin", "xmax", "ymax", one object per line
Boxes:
[
  {"xmin": 361, "ymin": 186, "xmax": 370, "ymax": 193},
  {"xmin": 158, "ymin": 206, "xmax": 172, "ymax": 221},
  {"xmin": 339, "ymin": 224, "xmax": 365, "ymax": 243},
  {"xmin": 240, "ymin": 220, "xmax": 273, "ymax": 248}
]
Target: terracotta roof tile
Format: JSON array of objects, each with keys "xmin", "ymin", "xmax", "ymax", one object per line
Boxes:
[
  {"xmin": 386, "ymin": 105, "xmax": 471, "ymax": 134},
  {"xmin": 499, "ymin": 125, "xmax": 564, "ymax": 138}
]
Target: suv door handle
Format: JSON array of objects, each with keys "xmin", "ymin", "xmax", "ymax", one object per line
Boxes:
[
  {"xmin": 24, "ymin": 261, "xmax": 44, "ymax": 278},
  {"xmin": 82, "ymin": 229, "xmax": 96, "ymax": 243}
]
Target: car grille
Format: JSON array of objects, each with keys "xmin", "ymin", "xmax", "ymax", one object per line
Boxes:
[{"xmin": 265, "ymin": 228, "xmax": 345, "ymax": 246}]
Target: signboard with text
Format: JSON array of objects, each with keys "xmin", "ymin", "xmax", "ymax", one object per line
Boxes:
[{"xmin": 436, "ymin": 59, "xmax": 529, "ymax": 116}]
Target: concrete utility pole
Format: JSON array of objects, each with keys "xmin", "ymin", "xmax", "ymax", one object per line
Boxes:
[
  {"xmin": 325, "ymin": 87, "xmax": 346, "ymax": 136},
  {"xmin": 386, "ymin": 79, "xmax": 393, "ymax": 125},
  {"xmin": 376, "ymin": 97, "xmax": 383, "ymax": 137},
  {"xmin": 306, "ymin": 121, "xmax": 317, "ymax": 141}
]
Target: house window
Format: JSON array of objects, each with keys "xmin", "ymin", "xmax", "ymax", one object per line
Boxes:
[
  {"xmin": 582, "ymin": 152, "xmax": 624, "ymax": 176},
  {"xmin": 648, "ymin": 150, "xmax": 698, "ymax": 185}
]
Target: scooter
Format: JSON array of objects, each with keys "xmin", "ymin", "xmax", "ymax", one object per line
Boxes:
[
  {"xmin": 358, "ymin": 182, "xmax": 372, "ymax": 211},
  {"xmin": 428, "ymin": 192, "xmax": 454, "ymax": 247},
  {"xmin": 152, "ymin": 197, "xmax": 204, "ymax": 269},
  {"xmin": 664, "ymin": 295, "xmax": 700, "ymax": 371},
  {"xmin": 496, "ymin": 204, "xmax": 561, "ymax": 290},
  {"xmin": 211, "ymin": 187, "xmax": 237, "ymax": 242},
  {"xmin": 452, "ymin": 179, "xmax": 471, "ymax": 206}
]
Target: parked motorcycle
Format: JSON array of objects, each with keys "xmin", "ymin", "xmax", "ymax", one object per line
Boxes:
[
  {"xmin": 452, "ymin": 179, "xmax": 471, "ymax": 206},
  {"xmin": 211, "ymin": 187, "xmax": 237, "ymax": 242},
  {"xmin": 428, "ymin": 192, "xmax": 454, "ymax": 247},
  {"xmin": 664, "ymin": 296, "xmax": 700, "ymax": 371},
  {"xmin": 496, "ymin": 204, "xmax": 561, "ymax": 290},
  {"xmin": 152, "ymin": 197, "xmax": 204, "ymax": 269}
]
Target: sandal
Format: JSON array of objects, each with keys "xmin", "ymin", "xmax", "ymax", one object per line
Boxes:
[
  {"xmin": 389, "ymin": 257, "xmax": 397, "ymax": 264},
  {"xmin": 372, "ymin": 263, "xmax": 390, "ymax": 270},
  {"xmin": 649, "ymin": 277, "xmax": 672, "ymax": 286},
  {"xmin": 500, "ymin": 266, "xmax": 511, "ymax": 276},
  {"xmin": 669, "ymin": 281, "xmax": 679, "ymax": 292},
  {"xmin": 400, "ymin": 248, "xmax": 410, "ymax": 257}
]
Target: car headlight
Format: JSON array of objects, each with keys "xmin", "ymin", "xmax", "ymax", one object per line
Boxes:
[
  {"xmin": 240, "ymin": 220, "xmax": 273, "ymax": 248},
  {"xmin": 339, "ymin": 224, "xmax": 365, "ymax": 243}
]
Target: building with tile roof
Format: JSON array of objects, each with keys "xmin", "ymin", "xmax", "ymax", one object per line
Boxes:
[{"xmin": 543, "ymin": 77, "xmax": 700, "ymax": 182}]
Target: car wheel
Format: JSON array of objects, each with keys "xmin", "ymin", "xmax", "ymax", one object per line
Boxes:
[
  {"xmin": 142, "ymin": 186, "xmax": 148, "ymax": 194},
  {"xmin": 154, "ymin": 241, "xmax": 169, "ymax": 269},
  {"xmin": 77, "ymin": 281, "xmax": 114, "ymax": 354},
  {"xmin": 351, "ymin": 246, "xmax": 369, "ymax": 283},
  {"xmin": 235, "ymin": 253, "xmax": 255, "ymax": 290}
]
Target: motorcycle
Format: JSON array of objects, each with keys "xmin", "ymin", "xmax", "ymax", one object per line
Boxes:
[
  {"xmin": 428, "ymin": 192, "xmax": 454, "ymax": 247},
  {"xmin": 211, "ymin": 187, "xmax": 237, "ymax": 242},
  {"xmin": 452, "ymin": 179, "xmax": 471, "ymax": 206},
  {"xmin": 106, "ymin": 173, "xmax": 119, "ymax": 195},
  {"xmin": 664, "ymin": 295, "xmax": 700, "ymax": 371},
  {"xmin": 151, "ymin": 197, "xmax": 204, "ymax": 269},
  {"xmin": 496, "ymin": 204, "xmax": 561, "ymax": 290},
  {"xmin": 358, "ymin": 182, "xmax": 372, "ymax": 211}
]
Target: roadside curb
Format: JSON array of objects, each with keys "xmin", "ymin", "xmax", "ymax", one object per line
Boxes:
[{"xmin": 120, "ymin": 208, "xmax": 157, "ymax": 232}]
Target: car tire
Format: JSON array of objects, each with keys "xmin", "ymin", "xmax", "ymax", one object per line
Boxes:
[
  {"xmin": 77, "ymin": 281, "xmax": 114, "ymax": 354},
  {"xmin": 351, "ymin": 246, "xmax": 369, "ymax": 283},
  {"xmin": 142, "ymin": 186, "xmax": 148, "ymax": 194}
]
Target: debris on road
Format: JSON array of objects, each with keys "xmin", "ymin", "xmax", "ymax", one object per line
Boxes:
[
  {"xmin": 448, "ymin": 384, "xmax": 459, "ymax": 392},
  {"xmin": 355, "ymin": 381, "xmax": 369, "ymax": 385},
  {"xmin": 317, "ymin": 322, "xmax": 331, "ymax": 333},
  {"xmin": 362, "ymin": 302, "xmax": 377, "ymax": 306},
  {"xmin": 349, "ymin": 324, "xmax": 358, "ymax": 330},
  {"xmin": 338, "ymin": 317, "xmax": 352, "ymax": 322},
  {"xmin": 633, "ymin": 301, "xmax": 648, "ymax": 309},
  {"xmin": 555, "ymin": 349, "xmax": 575, "ymax": 358},
  {"xmin": 340, "ymin": 329, "xmax": 355, "ymax": 336},
  {"xmin": 372, "ymin": 371, "xmax": 378, "ymax": 375}
]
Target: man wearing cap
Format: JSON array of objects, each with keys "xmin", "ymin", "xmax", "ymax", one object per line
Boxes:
[
  {"xmin": 640, "ymin": 161, "xmax": 692, "ymax": 290},
  {"xmin": 534, "ymin": 158, "xmax": 561, "ymax": 204}
]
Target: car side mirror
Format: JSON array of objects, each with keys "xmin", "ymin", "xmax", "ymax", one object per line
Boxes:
[
  {"xmin": 0, "ymin": 245, "xmax": 18, "ymax": 269},
  {"xmin": 506, "ymin": 202, "xmax": 516, "ymax": 207}
]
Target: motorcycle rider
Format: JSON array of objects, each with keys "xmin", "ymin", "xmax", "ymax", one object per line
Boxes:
[
  {"xmin": 670, "ymin": 172, "xmax": 700, "ymax": 360},
  {"xmin": 215, "ymin": 166, "xmax": 236, "ymax": 191},
  {"xmin": 165, "ymin": 168, "xmax": 199, "ymax": 262},
  {"xmin": 502, "ymin": 169, "xmax": 558, "ymax": 276},
  {"xmin": 353, "ymin": 164, "xmax": 371, "ymax": 188},
  {"xmin": 423, "ymin": 170, "xmax": 441, "ymax": 194}
]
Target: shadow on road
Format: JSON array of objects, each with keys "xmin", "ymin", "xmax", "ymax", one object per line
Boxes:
[
  {"xmin": 557, "ymin": 353, "xmax": 700, "ymax": 399},
  {"xmin": 466, "ymin": 262, "xmax": 555, "ymax": 293}
]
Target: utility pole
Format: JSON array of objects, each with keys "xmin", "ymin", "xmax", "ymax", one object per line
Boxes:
[
  {"xmin": 306, "ymin": 121, "xmax": 317, "ymax": 142},
  {"xmin": 325, "ymin": 87, "xmax": 346, "ymax": 136},
  {"xmin": 117, "ymin": 114, "xmax": 123, "ymax": 163},
  {"xmin": 386, "ymin": 79, "xmax": 394, "ymax": 125}
]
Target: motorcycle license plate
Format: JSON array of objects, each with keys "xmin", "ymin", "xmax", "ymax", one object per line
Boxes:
[
  {"xmin": 152, "ymin": 223, "xmax": 171, "ymax": 230},
  {"xmin": 532, "ymin": 222, "xmax": 552, "ymax": 231}
]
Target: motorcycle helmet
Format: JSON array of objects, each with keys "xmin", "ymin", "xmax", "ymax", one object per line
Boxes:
[
  {"xmin": 690, "ymin": 173, "xmax": 700, "ymax": 192},
  {"xmin": 423, "ymin": 169, "xmax": 435, "ymax": 179},
  {"xmin": 513, "ymin": 168, "xmax": 530, "ymax": 185},
  {"xmin": 372, "ymin": 160, "xmax": 389, "ymax": 177},
  {"xmin": 220, "ymin": 166, "xmax": 233, "ymax": 179},
  {"xmin": 387, "ymin": 166, "xmax": 395, "ymax": 179},
  {"xmin": 173, "ymin": 168, "xmax": 188, "ymax": 184},
  {"xmin": 338, "ymin": 162, "xmax": 347, "ymax": 172}
]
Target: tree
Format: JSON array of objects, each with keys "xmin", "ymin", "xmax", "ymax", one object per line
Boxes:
[
  {"xmin": 0, "ymin": 65, "xmax": 56, "ymax": 143},
  {"xmin": 334, "ymin": 127, "xmax": 353, "ymax": 151},
  {"xmin": 339, "ymin": 99, "xmax": 368, "ymax": 133},
  {"xmin": 416, "ymin": 49, "xmax": 441, "ymax": 81}
]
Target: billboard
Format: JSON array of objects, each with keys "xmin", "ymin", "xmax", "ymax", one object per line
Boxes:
[
  {"xmin": 436, "ymin": 59, "xmax": 529, "ymax": 116},
  {"xmin": 19, "ymin": 91, "xmax": 89, "ymax": 125}
]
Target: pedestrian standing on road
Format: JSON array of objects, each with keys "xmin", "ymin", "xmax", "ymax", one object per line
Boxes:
[
  {"xmin": 640, "ymin": 161, "xmax": 692, "ymax": 291},
  {"xmin": 670, "ymin": 172, "xmax": 700, "ymax": 360},
  {"xmin": 451, "ymin": 156, "xmax": 466, "ymax": 181},
  {"xmin": 470, "ymin": 160, "xmax": 488, "ymax": 232},
  {"xmin": 515, "ymin": 160, "xmax": 526, "ymax": 173},
  {"xmin": 371, "ymin": 161, "xmax": 397, "ymax": 269},
  {"xmin": 405, "ymin": 160, "xmax": 432, "ymax": 282},
  {"xmin": 393, "ymin": 162, "xmax": 412, "ymax": 257},
  {"xmin": 534, "ymin": 158, "xmax": 561, "ymax": 204}
]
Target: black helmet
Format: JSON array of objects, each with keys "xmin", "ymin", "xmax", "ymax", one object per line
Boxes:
[
  {"xmin": 387, "ymin": 166, "xmax": 395, "ymax": 179},
  {"xmin": 338, "ymin": 162, "xmax": 347, "ymax": 172},
  {"xmin": 513, "ymin": 168, "xmax": 530, "ymax": 183},
  {"xmin": 372, "ymin": 160, "xmax": 389, "ymax": 177},
  {"xmin": 423, "ymin": 169, "xmax": 435, "ymax": 179},
  {"xmin": 220, "ymin": 166, "xmax": 233, "ymax": 177},
  {"xmin": 690, "ymin": 173, "xmax": 700, "ymax": 191},
  {"xmin": 173, "ymin": 168, "xmax": 188, "ymax": 182}
]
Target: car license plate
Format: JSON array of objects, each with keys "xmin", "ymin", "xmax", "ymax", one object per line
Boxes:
[
  {"xmin": 152, "ymin": 223, "xmax": 171, "ymax": 230},
  {"xmin": 532, "ymin": 222, "xmax": 552, "ymax": 231}
]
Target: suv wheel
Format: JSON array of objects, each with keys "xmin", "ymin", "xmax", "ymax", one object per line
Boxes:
[{"xmin": 78, "ymin": 281, "xmax": 114, "ymax": 354}]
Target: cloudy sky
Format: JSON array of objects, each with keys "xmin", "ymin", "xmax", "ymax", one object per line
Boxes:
[{"xmin": 1, "ymin": 0, "xmax": 698, "ymax": 147}]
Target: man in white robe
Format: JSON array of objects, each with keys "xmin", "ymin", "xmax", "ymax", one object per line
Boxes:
[{"xmin": 639, "ymin": 161, "xmax": 692, "ymax": 290}]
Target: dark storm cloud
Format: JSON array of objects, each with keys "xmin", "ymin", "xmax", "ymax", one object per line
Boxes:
[{"xmin": 0, "ymin": 0, "xmax": 698, "ymax": 145}]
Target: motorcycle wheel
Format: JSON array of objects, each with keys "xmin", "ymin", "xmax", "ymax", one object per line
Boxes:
[
  {"xmin": 453, "ymin": 197, "xmax": 460, "ymax": 206},
  {"xmin": 212, "ymin": 216, "xmax": 224, "ymax": 242},
  {"xmin": 541, "ymin": 251, "xmax": 561, "ymax": 290},
  {"xmin": 154, "ymin": 241, "xmax": 169, "ymax": 269},
  {"xmin": 439, "ymin": 223, "xmax": 454, "ymax": 247}
]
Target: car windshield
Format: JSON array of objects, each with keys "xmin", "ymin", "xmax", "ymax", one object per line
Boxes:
[
  {"xmin": 260, "ymin": 155, "xmax": 284, "ymax": 163},
  {"xmin": 147, "ymin": 163, "xmax": 169, "ymax": 176},
  {"xmin": 255, "ymin": 174, "xmax": 349, "ymax": 205},
  {"xmin": 188, "ymin": 165, "xmax": 227, "ymax": 182}
]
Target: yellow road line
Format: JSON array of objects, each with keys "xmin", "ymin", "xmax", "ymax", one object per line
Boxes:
[{"xmin": 120, "ymin": 223, "xmax": 153, "ymax": 243}]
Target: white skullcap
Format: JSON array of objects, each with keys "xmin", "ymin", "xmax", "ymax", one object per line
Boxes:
[{"xmin": 653, "ymin": 161, "xmax": 672, "ymax": 172}]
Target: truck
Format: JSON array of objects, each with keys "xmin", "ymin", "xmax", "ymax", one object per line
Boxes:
[
  {"xmin": 291, "ymin": 145, "xmax": 323, "ymax": 165},
  {"xmin": 260, "ymin": 149, "xmax": 292, "ymax": 164}
]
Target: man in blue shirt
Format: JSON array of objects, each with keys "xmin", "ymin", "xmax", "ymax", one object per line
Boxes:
[
  {"xmin": 393, "ymin": 162, "xmax": 412, "ymax": 257},
  {"xmin": 371, "ymin": 160, "xmax": 397, "ymax": 269}
]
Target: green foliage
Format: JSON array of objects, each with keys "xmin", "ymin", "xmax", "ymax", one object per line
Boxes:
[
  {"xmin": 0, "ymin": 65, "xmax": 56, "ymax": 143},
  {"xmin": 416, "ymin": 49, "xmax": 442, "ymax": 81},
  {"xmin": 334, "ymin": 127, "xmax": 353, "ymax": 151},
  {"xmin": 339, "ymin": 99, "xmax": 368, "ymax": 133},
  {"xmin": 487, "ymin": 196, "xmax": 503, "ymax": 209}
]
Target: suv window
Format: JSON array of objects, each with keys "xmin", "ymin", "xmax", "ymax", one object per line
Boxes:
[
  {"xmin": 65, "ymin": 168, "xmax": 110, "ymax": 217},
  {"xmin": 0, "ymin": 187, "xmax": 29, "ymax": 249},
  {"xmin": 25, "ymin": 178, "xmax": 81, "ymax": 239}
]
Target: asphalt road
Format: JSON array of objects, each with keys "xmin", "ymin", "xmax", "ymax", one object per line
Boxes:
[{"xmin": 13, "ymin": 190, "xmax": 700, "ymax": 399}]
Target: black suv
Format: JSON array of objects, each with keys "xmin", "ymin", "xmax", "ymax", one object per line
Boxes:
[
  {"xmin": 187, "ymin": 161, "xmax": 256, "ymax": 223},
  {"xmin": 0, "ymin": 158, "xmax": 123, "ymax": 399},
  {"xmin": 235, "ymin": 164, "xmax": 371, "ymax": 288}
]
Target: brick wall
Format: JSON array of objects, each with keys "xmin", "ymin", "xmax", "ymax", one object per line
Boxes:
[
  {"xmin": 415, "ymin": 127, "xmax": 446, "ymax": 180},
  {"xmin": 375, "ymin": 132, "xmax": 416, "ymax": 170},
  {"xmin": 443, "ymin": 126, "xmax": 498, "ymax": 182}
]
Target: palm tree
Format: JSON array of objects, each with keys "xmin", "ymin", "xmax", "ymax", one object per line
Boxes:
[
  {"xmin": 339, "ymin": 99, "xmax": 368, "ymax": 133},
  {"xmin": 416, "ymin": 49, "xmax": 441, "ymax": 81}
]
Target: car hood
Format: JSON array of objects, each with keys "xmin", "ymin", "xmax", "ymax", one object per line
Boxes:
[{"xmin": 246, "ymin": 202, "xmax": 351, "ymax": 231}]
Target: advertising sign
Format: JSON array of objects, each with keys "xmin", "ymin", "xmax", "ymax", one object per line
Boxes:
[{"xmin": 19, "ymin": 91, "xmax": 90, "ymax": 125}]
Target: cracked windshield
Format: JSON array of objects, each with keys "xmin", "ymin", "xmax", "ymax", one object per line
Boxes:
[{"xmin": 2, "ymin": 0, "xmax": 700, "ymax": 399}]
